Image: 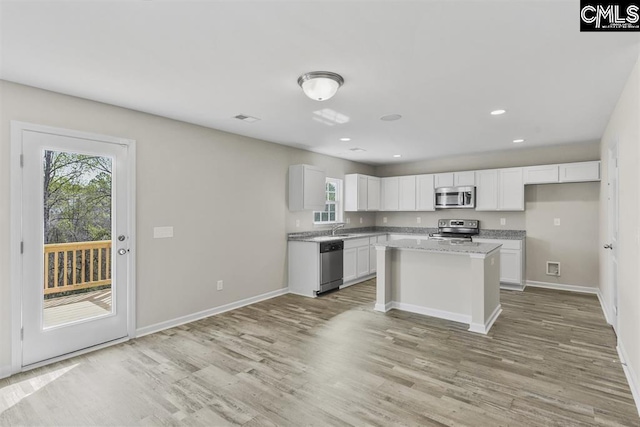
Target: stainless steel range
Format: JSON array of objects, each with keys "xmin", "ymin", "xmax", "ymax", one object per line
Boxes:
[{"xmin": 429, "ymin": 219, "xmax": 479, "ymax": 242}]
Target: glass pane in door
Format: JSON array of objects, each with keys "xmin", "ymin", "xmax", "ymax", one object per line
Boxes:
[{"xmin": 42, "ymin": 150, "xmax": 114, "ymax": 328}]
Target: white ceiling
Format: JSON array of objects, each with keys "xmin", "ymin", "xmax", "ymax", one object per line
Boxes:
[{"xmin": 1, "ymin": 1, "xmax": 639, "ymax": 165}]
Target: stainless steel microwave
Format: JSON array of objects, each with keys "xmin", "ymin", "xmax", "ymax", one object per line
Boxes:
[{"xmin": 435, "ymin": 186, "xmax": 476, "ymax": 209}]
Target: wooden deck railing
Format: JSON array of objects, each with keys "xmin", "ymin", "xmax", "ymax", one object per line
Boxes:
[{"xmin": 44, "ymin": 240, "xmax": 112, "ymax": 295}]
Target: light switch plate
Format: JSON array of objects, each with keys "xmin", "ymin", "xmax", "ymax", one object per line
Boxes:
[
  {"xmin": 153, "ymin": 226, "xmax": 174, "ymax": 238},
  {"xmin": 295, "ymin": 219, "xmax": 300, "ymax": 228},
  {"xmin": 359, "ymin": 217, "xmax": 363, "ymax": 224},
  {"xmin": 417, "ymin": 217, "xmax": 422, "ymax": 224},
  {"xmin": 554, "ymin": 218, "xmax": 561, "ymax": 226},
  {"xmin": 383, "ymin": 217, "xmax": 388, "ymax": 224},
  {"xmin": 500, "ymin": 218, "xmax": 506, "ymax": 226}
]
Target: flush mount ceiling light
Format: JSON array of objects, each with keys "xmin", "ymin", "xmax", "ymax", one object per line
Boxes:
[
  {"xmin": 298, "ymin": 71, "xmax": 344, "ymax": 101},
  {"xmin": 393, "ymin": 154, "xmax": 402, "ymax": 158},
  {"xmin": 490, "ymin": 109, "xmax": 506, "ymax": 115},
  {"xmin": 380, "ymin": 114, "xmax": 402, "ymax": 121},
  {"xmin": 513, "ymin": 139, "xmax": 525, "ymax": 143},
  {"xmin": 339, "ymin": 137, "xmax": 351, "ymax": 142}
]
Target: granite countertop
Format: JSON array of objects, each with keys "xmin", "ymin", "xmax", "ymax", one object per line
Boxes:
[
  {"xmin": 287, "ymin": 226, "xmax": 525, "ymax": 242},
  {"xmin": 375, "ymin": 238, "xmax": 502, "ymax": 256},
  {"xmin": 289, "ymin": 231, "xmax": 387, "ymax": 243}
]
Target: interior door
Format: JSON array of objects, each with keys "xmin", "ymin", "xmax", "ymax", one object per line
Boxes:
[
  {"xmin": 20, "ymin": 126, "xmax": 132, "ymax": 367},
  {"xmin": 607, "ymin": 145, "xmax": 619, "ymax": 332}
]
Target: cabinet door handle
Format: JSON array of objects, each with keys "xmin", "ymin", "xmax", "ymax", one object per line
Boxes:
[{"xmin": 603, "ymin": 244, "xmax": 613, "ymax": 250}]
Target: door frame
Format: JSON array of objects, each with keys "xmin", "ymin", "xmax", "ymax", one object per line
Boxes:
[
  {"xmin": 10, "ymin": 121, "xmax": 137, "ymax": 374},
  {"xmin": 606, "ymin": 140, "xmax": 619, "ymax": 332}
]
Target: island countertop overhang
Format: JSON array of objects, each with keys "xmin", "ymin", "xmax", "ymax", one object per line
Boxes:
[{"xmin": 374, "ymin": 238, "xmax": 502, "ymax": 258}]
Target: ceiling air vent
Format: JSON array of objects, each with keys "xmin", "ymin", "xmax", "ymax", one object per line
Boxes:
[{"xmin": 234, "ymin": 114, "xmax": 260, "ymax": 123}]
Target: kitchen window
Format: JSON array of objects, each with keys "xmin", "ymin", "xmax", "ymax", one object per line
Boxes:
[{"xmin": 314, "ymin": 178, "xmax": 343, "ymax": 224}]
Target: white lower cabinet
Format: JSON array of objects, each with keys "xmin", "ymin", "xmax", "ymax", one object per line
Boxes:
[
  {"xmin": 474, "ymin": 238, "xmax": 525, "ymax": 288},
  {"xmin": 499, "ymin": 249, "xmax": 522, "ymax": 284},
  {"xmin": 343, "ymin": 247, "xmax": 358, "ymax": 282},
  {"xmin": 369, "ymin": 235, "xmax": 388, "ymax": 273},
  {"xmin": 344, "ymin": 235, "xmax": 388, "ymax": 284},
  {"xmin": 357, "ymin": 246, "xmax": 370, "ymax": 277}
]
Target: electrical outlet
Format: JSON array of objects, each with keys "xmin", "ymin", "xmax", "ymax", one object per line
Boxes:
[
  {"xmin": 500, "ymin": 218, "xmax": 506, "ymax": 226},
  {"xmin": 383, "ymin": 217, "xmax": 388, "ymax": 224},
  {"xmin": 359, "ymin": 217, "xmax": 363, "ymax": 224},
  {"xmin": 554, "ymin": 218, "xmax": 561, "ymax": 226},
  {"xmin": 346, "ymin": 217, "xmax": 351, "ymax": 224},
  {"xmin": 295, "ymin": 219, "xmax": 300, "ymax": 228},
  {"xmin": 417, "ymin": 217, "xmax": 422, "ymax": 224},
  {"xmin": 217, "ymin": 280, "xmax": 223, "ymax": 291}
]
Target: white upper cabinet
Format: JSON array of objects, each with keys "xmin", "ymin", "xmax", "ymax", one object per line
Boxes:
[
  {"xmin": 416, "ymin": 174, "xmax": 435, "ymax": 211},
  {"xmin": 475, "ymin": 169, "xmax": 498, "ymax": 211},
  {"xmin": 367, "ymin": 176, "xmax": 381, "ymax": 211},
  {"xmin": 398, "ymin": 176, "xmax": 417, "ymax": 211},
  {"xmin": 345, "ymin": 174, "xmax": 380, "ymax": 211},
  {"xmin": 523, "ymin": 164, "xmax": 559, "ymax": 184},
  {"xmin": 558, "ymin": 161, "xmax": 600, "ymax": 183},
  {"xmin": 381, "ymin": 177, "xmax": 399, "ymax": 211},
  {"xmin": 288, "ymin": 164, "xmax": 326, "ymax": 211},
  {"xmin": 434, "ymin": 173, "xmax": 454, "ymax": 188},
  {"xmin": 476, "ymin": 168, "xmax": 523, "ymax": 211},
  {"xmin": 498, "ymin": 168, "xmax": 524, "ymax": 211},
  {"xmin": 357, "ymin": 175, "xmax": 368, "ymax": 210},
  {"xmin": 454, "ymin": 171, "xmax": 476, "ymax": 186}
]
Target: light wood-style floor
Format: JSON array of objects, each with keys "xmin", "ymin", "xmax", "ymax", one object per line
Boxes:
[{"xmin": 1, "ymin": 280, "xmax": 637, "ymax": 426}]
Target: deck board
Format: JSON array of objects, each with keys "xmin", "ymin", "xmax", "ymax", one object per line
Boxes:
[{"xmin": 43, "ymin": 289, "xmax": 112, "ymax": 328}]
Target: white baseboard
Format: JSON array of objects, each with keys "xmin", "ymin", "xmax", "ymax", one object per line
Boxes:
[
  {"xmin": 391, "ymin": 302, "xmax": 471, "ymax": 325},
  {"xmin": 469, "ymin": 304, "xmax": 503, "ymax": 335},
  {"xmin": 136, "ymin": 287, "xmax": 289, "ymax": 338},
  {"xmin": 341, "ymin": 273, "xmax": 375, "ymax": 289},
  {"xmin": 0, "ymin": 364, "xmax": 12, "ymax": 380},
  {"xmin": 500, "ymin": 283, "xmax": 525, "ymax": 291},
  {"xmin": 617, "ymin": 342, "xmax": 640, "ymax": 417},
  {"xmin": 596, "ymin": 290, "xmax": 612, "ymax": 325},
  {"xmin": 374, "ymin": 302, "xmax": 393, "ymax": 312},
  {"xmin": 526, "ymin": 280, "xmax": 599, "ymax": 295}
]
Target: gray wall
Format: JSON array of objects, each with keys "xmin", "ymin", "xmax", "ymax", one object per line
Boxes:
[
  {"xmin": 599, "ymin": 55, "xmax": 640, "ymax": 399},
  {"xmin": 0, "ymin": 81, "xmax": 375, "ymax": 371},
  {"xmin": 374, "ymin": 143, "xmax": 601, "ymax": 288}
]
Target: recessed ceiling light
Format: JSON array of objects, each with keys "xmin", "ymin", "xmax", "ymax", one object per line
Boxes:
[
  {"xmin": 339, "ymin": 137, "xmax": 351, "ymax": 142},
  {"xmin": 490, "ymin": 109, "xmax": 506, "ymax": 115},
  {"xmin": 513, "ymin": 139, "xmax": 525, "ymax": 143},
  {"xmin": 380, "ymin": 114, "xmax": 402, "ymax": 121},
  {"xmin": 393, "ymin": 154, "xmax": 402, "ymax": 158},
  {"xmin": 349, "ymin": 147, "xmax": 366, "ymax": 152},
  {"xmin": 234, "ymin": 114, "xmax": 260, "ymax": 123}
]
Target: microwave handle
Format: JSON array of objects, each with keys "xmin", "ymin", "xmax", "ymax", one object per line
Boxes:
[{"xmin": 459, "ymin": 192, "xmax": 464, "ymax": 205}]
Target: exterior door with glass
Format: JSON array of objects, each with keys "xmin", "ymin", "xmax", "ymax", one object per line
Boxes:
[{"xmin": 17, "ymin": 123, "xmax": 133, "ymax": 367}]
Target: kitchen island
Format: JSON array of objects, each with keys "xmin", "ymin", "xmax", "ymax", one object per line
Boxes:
[{"xmin": 374, "ymin": 238, "xmax": 502, "ymax": 334}]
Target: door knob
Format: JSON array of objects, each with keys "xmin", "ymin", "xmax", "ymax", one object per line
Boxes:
[
  {"xmin": 604, "ymin": 244, "xmax": 613, "ymax": 249},
  {"xmin": 118, "ymin": 248, "xmax": 129, "ymax": 255}
]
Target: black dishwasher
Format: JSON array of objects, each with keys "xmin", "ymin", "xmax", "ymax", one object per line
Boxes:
[{"xmin": 318, "ymin": 240, "xmax": 344, "ymax": 294}]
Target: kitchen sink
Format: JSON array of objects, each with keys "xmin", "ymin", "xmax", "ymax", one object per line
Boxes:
[{"xmin": 312, "ymin": 236, "xmax": 345, "ymax": 242}]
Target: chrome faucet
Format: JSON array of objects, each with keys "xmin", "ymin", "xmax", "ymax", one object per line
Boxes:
[{"xmin": 331, "ymin": 223, "xmax": 345, "ymax": 235}]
